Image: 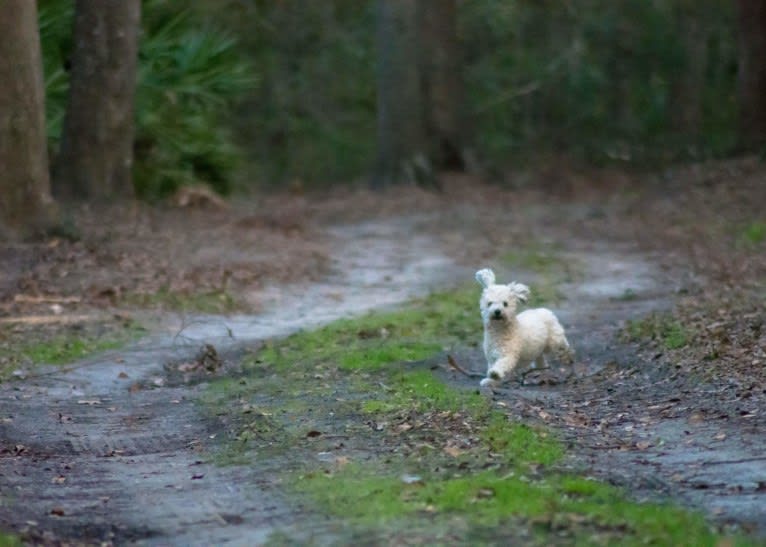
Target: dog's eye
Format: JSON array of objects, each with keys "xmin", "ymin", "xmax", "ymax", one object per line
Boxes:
[
  {"xmin": 486, "ymin": 302, "xmax": 492, "ymax": 308},
  {"xmin": 503, "ymin": 301, "xmax": 508, "ymax": 307}
]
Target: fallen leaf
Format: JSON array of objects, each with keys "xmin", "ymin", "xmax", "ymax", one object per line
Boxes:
[
  {"xmin": 50, "ymin": 508, "xmax": 65, "ymax": 516},
  {"xmin": 117, "ymin": 371, "xmax": 129, "ymax": 379},
  {"xmin": 688, "ymin": 412, "xmax": 705, "ymax": 424},
  {"xmin": 306, "ymin": 430, "xmax": 322, "ymax": 438},
  {"xmin": 635, "ymin": 441, "xmax": 652, "ymax": 450},
  {"xmin": 476, "ymin": 487, "xmax": 495, "ymax": 499},
  {"xmin": 191, "ymin": 474, "xmax": 205, "ymax": 480},
  {"xmin": 77, "ymin": 399, "xmax": 101, "ymax": 406},
  {"xmin": 444, "ymin": 445, "xmax": 464, "ymax": 458},
  {"xmin": 713, "ymin": 432, "xmax": 727, "ymax": 441},
  {"xmin": 51, "ymin": 476, "xmax": 66, "ymax": 484}
]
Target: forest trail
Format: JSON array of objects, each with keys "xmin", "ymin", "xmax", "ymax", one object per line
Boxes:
[
  {"xmin": 0, "ymin": 215, "xmax": 469, "ymax": 544},
  {"xmin": 1, "ymin": 210, "xmax": 764, "ymax": 544}
]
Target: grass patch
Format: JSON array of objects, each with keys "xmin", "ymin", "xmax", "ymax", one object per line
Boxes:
[
  {"xmin": 204, "ymin": 284, "xmax": 744, "ymax": 544},
  {"xmin": 1, "ymin": 319, "xmax": 147, "ymax": 380},
  {"xmin": 294, "ymin": 465, "xmax": 727, "ymax": 545},
  {"xmin": 738, "ymin": 220, "xmax": 766, "ymax": 246},
  {"xmin": 625, "ymin": 314, "xmax": 690, "ymax": 350},
  {"xmin": 122, "ymin": 288, "xmax": 243, "ymax": 314},
  {"xmin": 20, "ymin": 334, "xmax": 132, "ymax": 365},
  {"xmin": 0, "ymin": 533, "xmax": 20, "ymax": 547},
  {"xmin": 251, "ymin": 285, "xmax": 479, "ymax": 374},
  {"xmin": 362, "ymin": 369, "xmax": 486, "ymax": 414},
  {"xmin": 502, "ymin": 244, "xmax": 581, "ymax": 305}
]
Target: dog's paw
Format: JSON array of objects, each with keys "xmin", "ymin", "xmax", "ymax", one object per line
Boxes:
[{"xmin": 480, "ymin": 377, "xmax": 497, "ymax": 388}]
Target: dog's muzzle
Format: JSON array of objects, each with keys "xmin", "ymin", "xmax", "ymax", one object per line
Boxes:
[{"xmin": 492, "ymin": 310, "xmax": 503, "ymax": 320}]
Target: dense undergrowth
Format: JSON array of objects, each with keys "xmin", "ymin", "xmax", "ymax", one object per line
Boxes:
[
  {"xmin": 39, "ymin": 1, "xmax": 741, "ymax": 193},
  {"xmin": 39, "ymin": 0, "xmax": 255, "ymax": 198},
  {"xmin": 227, "ymin": 0, "xmax": 739, "ymax": 186}
]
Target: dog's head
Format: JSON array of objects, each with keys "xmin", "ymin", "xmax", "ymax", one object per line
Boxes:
[{"xmin": 475, "ymin": 268, "xmax": 530, "ymax": 324}]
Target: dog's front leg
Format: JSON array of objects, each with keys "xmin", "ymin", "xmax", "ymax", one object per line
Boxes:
[{"xmin": 480, "ymin": 355, "xmax": 518, "ymax": 387}]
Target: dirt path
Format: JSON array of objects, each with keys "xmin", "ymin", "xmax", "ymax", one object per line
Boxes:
[
  {"xmin": 0, "ymin": 216, "xmax": 469, "ymax": 545},
  {"xmin": 1, "ymin": 213, "xmax": 764, "ymax": 544},
  {"xmin": 448, "ymin": 241, "xmax": 766, "ymax": 536}
]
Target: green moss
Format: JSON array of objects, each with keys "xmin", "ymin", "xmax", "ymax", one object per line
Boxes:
[
  {"xmin": 739, "ymin": 220, "xmax": 766, "ymax": 246},
  {"xmin": 362, "ymin": 369, "xmax": 485, "ymax": 414},
  {"xmin": 21, "ymin": 337, "xmax": 117, "ymax": 365},
  {"xmin": 503, "ymin": 246, "xmax": 567, "ymax": 274},
  {"xmin": 625, "ymin": 314, "xmax": 689, "ymax": 350},
  {"xmin": 250, "ymin": 285, "xmax": 479, "ymax": 374},
  {"xmin": 502, "ymin": 244, "xmax": 582, "ymax": 306},
  {"xmin": 294, "ymin": 467, "xmax": 729, "ymax": 545},
  {"xmin": 0, "ymin": 533, "xmax": 21, "ymax": 547},
  {"xmin": 122, "ymin": 288, "xmax": 243, "ymax": 314},
  {"xmin": 482, "ymin": 413, "xmax": 563, "ymax": 466},
  {"xmin": 17, "ymin": 321, "xmax": 146, "ymax": 366}
]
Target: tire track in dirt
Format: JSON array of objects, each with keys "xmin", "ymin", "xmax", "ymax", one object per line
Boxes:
[{"xmin": 0, "ymin": 217, "xmax": 468, "ymax": 545}]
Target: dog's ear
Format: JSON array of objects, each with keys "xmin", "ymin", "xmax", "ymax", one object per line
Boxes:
[
  {"xmin": 508, "ymin": 282, "xmax": 530, "ymax": 303},
  {"xmin": 475, "ymin": 268, "xmax": 496, "ymax": 288}
]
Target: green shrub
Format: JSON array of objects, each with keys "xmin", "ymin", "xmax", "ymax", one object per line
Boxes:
[
  {"xmin": 39, "ymin": 0, "xmax": 256, "ymax": 198},
  {"xmin": 461, "ymin": 0, "xmax": 738, "ymax": 167}
]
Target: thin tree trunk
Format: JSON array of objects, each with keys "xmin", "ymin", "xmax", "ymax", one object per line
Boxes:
[
  {"xmin": 54, "ymin": 0, "xmax": 141, "ymax": 200},
  {"xmin": 372, "ymin": 0, "xmax": 432, "ymax": 188},
  {"xmin": 735, "ymin": 0, "xmax": 766, "ymax": 149},
  {"xmin": 0, "ymin": 0, "xmax": 56, "ymax": 235},
  {"xmin": 420, "ymin": 0, "xmax": 467, "ymax": 170},
  {"xmin": 670, "ymin": 6, "xmax": 707, "ymax": 142}
]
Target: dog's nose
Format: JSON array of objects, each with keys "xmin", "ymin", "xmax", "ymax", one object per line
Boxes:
[{"xmin": 492, "ymin": 309, "xmax": 502, "ymax": 319}]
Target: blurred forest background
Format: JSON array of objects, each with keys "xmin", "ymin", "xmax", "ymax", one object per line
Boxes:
[{"xmin": 1, "ymin": 0, "xmax": 763, "ymax": 234}]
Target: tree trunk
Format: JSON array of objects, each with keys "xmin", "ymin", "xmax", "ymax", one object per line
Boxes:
[
  {"xmin": 735, "ymin": 0, "xmax": 766, "ymax": 149},
  {"xmin": 670, "ymin": 5, "xmax": 707, "ymax": 141},
  {"xmin": 54, "ymin": 0, "xmax": 141, "ymax": 201},
  {"xmin": 373, "ymin": 0, "xmax": 431, "ymax": 188},
  {"xmin": 0, "ymin": 0, "xmax": 56, "ymax": 235},
  {"xmin": 420, "ymin": 0, "xmax": 467, "ymax": 170}
]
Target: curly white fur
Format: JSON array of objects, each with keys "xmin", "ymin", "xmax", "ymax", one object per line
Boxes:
[{"xmin": 475, "ymin": 268, "xmax": 572, "ymax": 387}]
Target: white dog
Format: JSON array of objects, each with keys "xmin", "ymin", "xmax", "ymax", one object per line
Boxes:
[{"xmin": 475, "ymin": 268, "xmax": 572, "ymax": 387}]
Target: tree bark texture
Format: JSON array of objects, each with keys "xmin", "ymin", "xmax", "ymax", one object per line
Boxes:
[
  {"xmin": 420, "ymin": 1, "xmax": 466, "ymax": 170},
  {"xmin": 373, "ymin": 0, "xmax": 428, "ymax": 188},
  {"xmin": 54, "ymin": 0, "xmax": 141, "ymax": 200},
  {"xmin": 373, "ymin": 0, "xmax": 466, "ymax": 188},
  {"xmin": 669, "ymin": 5, "xmax": 707, "ymax": 138},
  {"xmin": 735, "ymin": 0, "xmax": 766, "ymax": 149},
  {"xmin": 0, "ymin": 0, "xmax": 56, "ymax": 234}
]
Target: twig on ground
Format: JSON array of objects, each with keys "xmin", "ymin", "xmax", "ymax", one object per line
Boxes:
[
  {"xmin": 700, "ymin": 456, "xmax": 766, "ymax": 466},
  {"xmin": 446, "ymin": 354, "xmax": 484, "ymax": 378}
]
